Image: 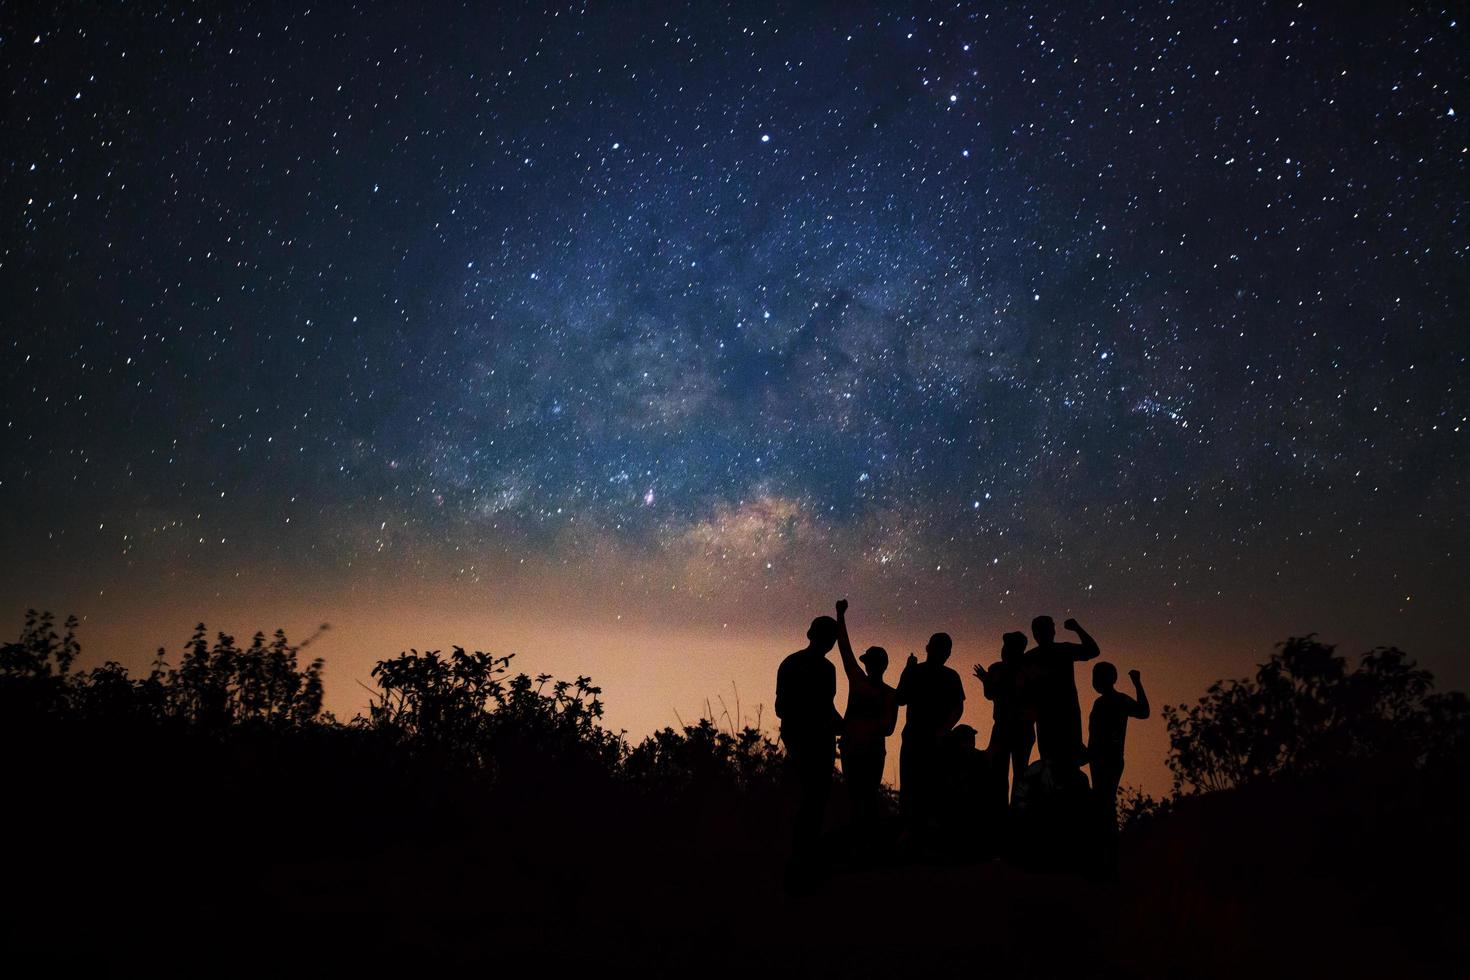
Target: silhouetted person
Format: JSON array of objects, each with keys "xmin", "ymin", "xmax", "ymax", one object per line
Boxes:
[
  {"xmin": 1026, "ymin": 616, "xmax": 1100, "ymax": 768},
  {"xmin": 1010, "ymin": 754, "xmax": 1093, "ymax": 874},
  {"xmin": 1088, "ymin": 663, "xmax": 1150, "ymax": 827},
  {"xmin": 972, "ymin": 630, "xmax": 1036, "ymax": 807},
  {"xmin": 834, "ymin": 599, "xmax": 898, "ymax": 840},
  {"xmin": 775, "ymin": 614, "xmax": 843, "ymax": 880},
  {"xmin": 939, "ymin": 724, "xmax": 994, "ymax": 860},
  {"xmin": 896, "ymin": 632, "xmax": 964, "ymax": 834}
]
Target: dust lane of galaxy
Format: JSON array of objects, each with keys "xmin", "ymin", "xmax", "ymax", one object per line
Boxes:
[{"xmin": 2, "ymin": 3, "xmax": 1466, "ymax": 794}]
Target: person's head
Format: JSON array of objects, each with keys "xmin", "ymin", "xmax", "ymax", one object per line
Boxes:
[
  {"xmin": 859, "ymin": 645, "xmax": 889, "ymax": 678},
  {"xmin": 925, "ymin": 632, "xmax": 952, "ymax": 664},
  {"xmin": 1031, "ymin": 615, "xmax": 1055, "ymax": 646},
  {"xmin": 1092, "ymin": 661, "xmax": 1118, "ymax": 693},
  {"xmin": 1001, "ymin": 630, "xmax": 1028, "ymax": 662},
  {"xmin": 807, "ymin": 615, "xmax": 838, "ymax": 653},
  {"xmin": 951, "ymin": 724, "xmax": 978, "ymax": 752}
]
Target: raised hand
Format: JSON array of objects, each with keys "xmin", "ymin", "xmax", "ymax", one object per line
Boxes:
[
  {"xmin": 836, "ymin": 598, "xmax": 848, "ymax": 616},
  {"xmin": 1128, "ymin": 668, "xmax": 1142, "ymax": 683},
  {"xmin": 972, "ymin": 664, "xmax": 988, "ymax": 681},
  {"xmin": 1064, "ymin": 617, "xmax": 1080, "ymax": 632},
  {"xmin": 907, "ymin": 652, "xmax": 919, "ymax": 668}
]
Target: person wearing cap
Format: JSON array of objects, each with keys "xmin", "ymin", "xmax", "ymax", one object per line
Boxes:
[
  {"xmin": 941, "ymin": 723, "xmax": 995, "ymax": 858},
  {"xmin": 834, "ymin": 598, "xmax": 899, "ymax": 839}
]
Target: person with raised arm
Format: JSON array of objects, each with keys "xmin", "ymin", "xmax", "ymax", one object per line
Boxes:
[
  {"xmin": 1087, "ymin": 663, "xmax": 1151, "ymax": 825},
  {"xmin": 1026, "ymin": 616, "xmax": 1101, "ymax": 769},
  {"xmin": 834, "ymin": 599, "xmax": 899, "ymax": 840}
]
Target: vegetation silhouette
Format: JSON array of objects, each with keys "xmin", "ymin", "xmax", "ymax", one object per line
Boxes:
[
  {"xmin": 1161, "ymin": 634, "xmax": 1470, "ymax": 794},
  {"xmin": 2, "ymin": 611, "xmax": 1466, "ymax": 976}
]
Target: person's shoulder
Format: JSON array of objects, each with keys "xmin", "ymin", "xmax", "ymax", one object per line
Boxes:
[{"xmin": 778, "ymin": 650, "xmax": 805, "ymax": 670}]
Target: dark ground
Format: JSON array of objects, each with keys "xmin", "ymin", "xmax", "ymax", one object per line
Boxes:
[{"xmin": 6, "ymin": 734, "xmax": 1464, "ymax": 978}]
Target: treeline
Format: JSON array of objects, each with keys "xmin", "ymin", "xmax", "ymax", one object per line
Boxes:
[
  {"xmin": 0, "ymin": 609, "xmax": 788, "ymax": 805},
  {"xmin": 1163, "ymin": 635, "xmax": 1470, "ymax": 791}
]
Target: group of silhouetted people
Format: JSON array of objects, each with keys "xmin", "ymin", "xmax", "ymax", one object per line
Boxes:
[{"xmin": 775, "ymin": 599, "xmax": 1149, "ymax": 886}]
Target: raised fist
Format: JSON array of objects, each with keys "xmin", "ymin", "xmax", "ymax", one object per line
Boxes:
[
  {"xmin": 1128, "ymin": 669, "xmax": 1142, "ymax": 682},
  {"xmin": 1064, "ymin": 618, "xmax": 1080, "ymax": 632},
  {"xmin": 907, "ymin": 653, "xmax": 919, "ymax": 668},
  {"xmin": 836, "ymin": 599, "xmax": 848, "ymax": 616}
]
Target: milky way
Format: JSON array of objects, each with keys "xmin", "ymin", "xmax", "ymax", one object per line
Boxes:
[{"xmin": 2, "ymin": 5, "xmax": 1467, "ymax": 772}]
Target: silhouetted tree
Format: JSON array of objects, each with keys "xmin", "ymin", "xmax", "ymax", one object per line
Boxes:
[
  {"xmin": 366, "ymin": 648, "xmax": 625, "ymax": 778},
  {"xmin": 158, "ymin": 625, "xmax": 326, "ymax": 729},
  {"xmin": 0, "ymin": 609, "xmax": 80, "ymax": 678},
  {"xmin": 367, "ymin": 646, "xmax": 513, "ymax": 767},
  {"xmin": 1163, "ymin": 635, "xmax": 1467, "ymax": 793}
]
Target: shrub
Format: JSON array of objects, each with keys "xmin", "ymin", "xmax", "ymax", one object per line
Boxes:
[
  {"xmin": 1116, "ymin": 785, "xmax": 1173, "ymax": 834},
  {"xmin": 1162, "ymin": 635, "xmax": 1467, "ymax": 794},
  {"xmin": 624, "ymin": 717, "xmax": 784, "ymax": 793}
]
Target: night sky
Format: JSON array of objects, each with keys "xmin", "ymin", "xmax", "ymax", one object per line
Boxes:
[{"xmin": 3, "ymin": 2, "xmax": 1466, "ymax": 793}]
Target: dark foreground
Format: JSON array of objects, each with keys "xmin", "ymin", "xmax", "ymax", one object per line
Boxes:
[
  {"xmin": 5, "ymin": 750, "xmax": 1463, "ymax": 978},
  {"xmin": 4, "ymin": 621, "xmax": 1464, "ymax": 976}
]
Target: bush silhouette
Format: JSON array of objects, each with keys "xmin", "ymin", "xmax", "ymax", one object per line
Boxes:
[
  {"xmin": 366, "ymin": 646, "xmax": 515, "ymax": 768},
  {"xmin": 366, "ymin": 646, "xmax": 626, "ymax": 785},
  {"xmin": 1, "ymin": 610, "xmax": 329, "ymax": 733},
  {"xmin": 1163, "ymin": 634, "xmax": 1470, "ymax": 793},
  {"xmin": 163, "ymin": 623, "xmax": 327, "ymax": 729},
  {"xmin": 1, "ymin": 610, "xmax": 779, "ymax": 803},
  {"xmin": 625, "ymin": 717, "xmax": 784, "ymax": 793}
]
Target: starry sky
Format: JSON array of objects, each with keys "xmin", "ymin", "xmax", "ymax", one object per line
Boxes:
[{"xmin": 3, "ymin": 2, "xmax": 1466, "ymax": 794}]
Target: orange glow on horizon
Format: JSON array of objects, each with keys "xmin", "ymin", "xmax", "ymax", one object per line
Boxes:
[{"xmin": 27, "ymin": 562, "xmax": 1465, "ymax": 800}]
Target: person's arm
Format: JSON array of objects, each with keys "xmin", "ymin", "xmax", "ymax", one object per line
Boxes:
[
  {"xmin": 896, "ymin": 653, "xmax": 917, "ymax": 705},
  {"xmin": 1064, "ymin": 618, "xmax": 1100, "ymax": 661},
  {"xmin": 1086, "ymin": 698, "xmax": 1102, "ymax": 765},
  {"xmin": 942, "ymin": 670, "xmax": 965, "ymax": 731},
  {"xmin": 1128, "ymin": 669, "xmax": 1150, "ymax": 719},
  {"xmin": 827, "ymin": 660, "xmax": 843, "ymax": 732},
  {"xmin": 972, "ymin": 662, "xmax": 995, "ymax": 700},
  {"xmin": 835, "ymin": 599, "xmax": 864, "ymax": 685},
  {"xmin": 774, "ymin": 658, "xmax": 790, "ymax": 721},
  {"xmin": 881, "ymin": 686, "xmax": 900, "ymax": 736}
]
